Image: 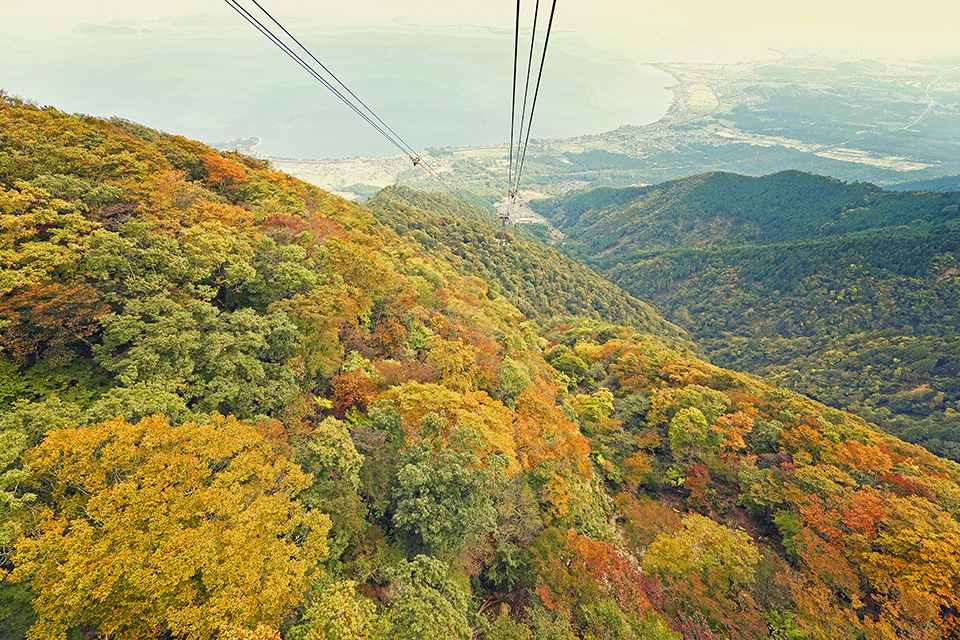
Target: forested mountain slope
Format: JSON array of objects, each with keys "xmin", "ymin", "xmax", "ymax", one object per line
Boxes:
[
  {"xmin": 533, "ymin": 170, "xmax": 960, "ymax": 263},
  {"xmin": 533, "ymin": 172, "xmax": 960, "ymax": 460},
  {"xmin": 366, "ymin": 186, "xmax": 688, "ymax": 345},
  {"xmin": 890, "ymin": 174, "xmax": 960, "ymax": 193},
  {"xmin": 3, "ymin": 95, "xmax": 960, "ymax": 640}
]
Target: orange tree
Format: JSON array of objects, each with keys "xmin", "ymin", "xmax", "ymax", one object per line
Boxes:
[{"xmin": 11, "ymin": 413, "xmax": 329, "ymax": 640}]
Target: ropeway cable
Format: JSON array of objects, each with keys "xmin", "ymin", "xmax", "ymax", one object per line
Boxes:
[
  {"xmin": 224, "ymin": 0, "xmax": 412, "ymax": 159},
  {"xmin": 503, "ymin": 0, "xmax": 558, "ymax": 241},
  {"xmin": 244, "ymin": 0, "xmax": 426, "ymax": 166},
  {"xmin": 507, "ymin": 0, "xmax": 522, "ymax": 200},
  {"xmin": 513, "ymin": 0, "xmax": 557, "ymax": 194},
  {"xmin": 509, "ymin": 0, "xmax": 541, "ymax": 199},
  {"xmin": 226, "ymin": 1, "xmax": 525, "ymax": 209},
  {"xmin": 225, "ymin": 0, "xmax": 451, "ymax": 188}
]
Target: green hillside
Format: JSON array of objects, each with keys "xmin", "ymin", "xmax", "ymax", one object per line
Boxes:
[
  {"xmin": 532, "ymin": 170, "xmax": 960, "ymax": 261},
  {"xmin": 890, "ymin": 174, "xmax": 960, "ymax": 193},
  {"xmin": 3, "ymin": 95, "xmax": 960, "ymax": 640},
  {"xmin": 534, "ymin": 172, "xmax": 960, "ymax": 460},
  {"xmin": 366, "ymin": 186, "xmax": 688, "ymax": 344}
]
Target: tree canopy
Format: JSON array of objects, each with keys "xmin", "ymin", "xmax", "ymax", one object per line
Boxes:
[
  {"xmin": 11, "ymin": 414, "xmax": 329, "ymax": 640},
  {"xmin": 2, "ymin": 93, "xmax": 960, "ymax": 640}
]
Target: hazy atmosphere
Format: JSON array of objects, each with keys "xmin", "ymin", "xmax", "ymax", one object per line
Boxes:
[
  {"xmin": 3, "ymin": 0, "xmax": 959, "ymax": 157},
  {"xmin": 6, "ymin": 2, "xmax": 960, "ymax": 639}
]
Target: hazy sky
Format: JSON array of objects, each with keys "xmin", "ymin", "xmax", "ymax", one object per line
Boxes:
[
  {"xmin": 5, "ymin": 0, "xmax": 960, "ymax": 54},
  {"xmin": 2, "ymin": 1, "xmax": 959, "ymax": 157}
]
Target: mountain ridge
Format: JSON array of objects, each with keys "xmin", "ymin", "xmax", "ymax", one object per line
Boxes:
[{"xmin": 534, "ymin": 171, "xmax": 960, "ymax": 461}]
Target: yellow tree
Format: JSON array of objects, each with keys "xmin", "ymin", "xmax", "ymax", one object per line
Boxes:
[
  {"xmin": 11, "ymin": 414, "xmax": 330, "ymax": 640},
  {"xmin": 0, "ymin": 181, "xmax": 97, "ymax": 295},
  {"xmin": 381, "ymin": 382, "xmax": 519, "ymax": 473},
  {"xmin": 643, "ymin": 514, "xmax": 762, "ymax": 634},
  {"xmin": 860, "ymin": 495, "xmax": 960, "ymax": 637},
  {"xmin": 279, "ymin": 283, "xmax": 354, "ymax": 379}
]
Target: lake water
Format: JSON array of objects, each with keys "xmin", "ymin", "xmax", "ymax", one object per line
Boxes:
[{"xmin": 1, "ymin": 23, "xmax": 679, "ymax": 158}]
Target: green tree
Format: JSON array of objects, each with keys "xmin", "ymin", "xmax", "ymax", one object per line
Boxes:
[
  {"xmin": 391, "ymin": 428, "xmax": 498, "ymax": 556},
  {"xmin": 289, "ymin": 579, "xmax": 377, "ymax": 640},
  {"xmin": 296, "ymin": 416, "xmax": 368, "ymax": 561},
  {"xmin": 93, "ymin": 295, "xmax": 299, "ymax": 419},
  {"xmin": 0, "ymin": 427, "xmax": 31, "ymax": 561},
  {"xmin": 0, "ymin": 397, "xmax": 85, "ymax": 564},
  {"xmin": 668, "ymin": 406, "xmax": 714, "ymax": 459},
  {"xmin": 372, "ymin": 556, "xmax": 471, "ymax": 640}
]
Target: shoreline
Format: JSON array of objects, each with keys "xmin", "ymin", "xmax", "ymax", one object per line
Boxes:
[{"xmin": 265, "ymin": 63, "xmax": 681, "ymax": 166}]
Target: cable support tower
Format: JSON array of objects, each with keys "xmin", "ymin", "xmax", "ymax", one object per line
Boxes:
[
  {"xmin": 225, "ymin": 0, "xmax": 452, "ymax": 189},
  {"xmin": 503, "ymin": 0, "xmax": 558, "ymax": 243}
]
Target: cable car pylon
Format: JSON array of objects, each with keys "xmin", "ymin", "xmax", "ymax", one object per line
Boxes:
[{"xmin": 496, "ymin": 191, "xmax": 511, "ymax": 245}]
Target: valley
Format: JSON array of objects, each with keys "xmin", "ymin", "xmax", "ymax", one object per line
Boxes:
[{"xmin": 531, "ymin": 170, "xmax": 960, "ymax": 461}]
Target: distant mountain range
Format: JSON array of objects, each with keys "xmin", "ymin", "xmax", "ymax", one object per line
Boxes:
[
  {"xmin": 890, "ymin": 173, "xmax": 960, "ymax": 192},
  {"xmin": 532, "ymin": 170, "xmax": 960, "ymax": 460}
]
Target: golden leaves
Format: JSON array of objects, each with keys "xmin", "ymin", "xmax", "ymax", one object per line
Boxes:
[{"xmin": 12, "ymin": 413, "xmax": 329, "ymax": 640}]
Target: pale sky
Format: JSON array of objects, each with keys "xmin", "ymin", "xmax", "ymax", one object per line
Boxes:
[
  {"xmin": 2, "ymin": 1, "xmax": 959, "ymax": 157},
  {"xmin": 3, "ymin": 0, "xmax": 960, "ymax": 57}
]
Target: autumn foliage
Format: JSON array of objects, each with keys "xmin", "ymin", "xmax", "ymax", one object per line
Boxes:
[
  {"xmin": 3, "ymin": 94, "xmax": 960, "ymax": 640},
  {"xmin": 199, "ymin": 154, "xmax": 247, "ymax": 191},
  {"xmin": 11, "ymin": 414, "xmax": 329, "ymax": 640}
]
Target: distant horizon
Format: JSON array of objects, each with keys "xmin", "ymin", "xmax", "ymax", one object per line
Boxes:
[
  {"xmin": 2, "ymin": 1, "xmax": 959, "ymax": 158},
  {"xmin": 5, "ymin": 0, "xmax": 960, "ymax": 54}
]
